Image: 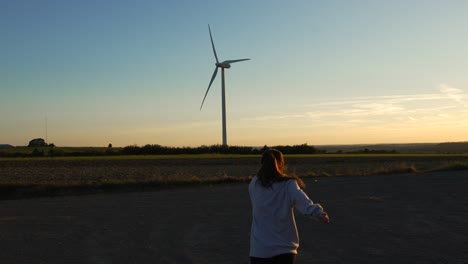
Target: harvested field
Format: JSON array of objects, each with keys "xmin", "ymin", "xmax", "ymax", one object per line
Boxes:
[
  {"xmin": 1, "ymin": 155, "xmax": 468, "ymax": 199},
  {"xmin": 0, "ymin": 171, "xmax": 467, "ymax": 263}
]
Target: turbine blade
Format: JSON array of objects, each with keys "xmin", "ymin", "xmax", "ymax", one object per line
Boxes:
[
  {"xmin": 200, "ymin": 67, "xmax": 218, "ymax": 110},
  {"xmin": 224, "ymin": 59, "xmax": 250, "ymax": 64},
  {"xmin": 208, "ymin": 25, "xmax": 219, "ymax": 63}
]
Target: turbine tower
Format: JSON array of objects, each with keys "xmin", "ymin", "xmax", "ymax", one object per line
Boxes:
[{"xmin": 200, "ymin": 25, "xmax": 250, "ymax": 146}]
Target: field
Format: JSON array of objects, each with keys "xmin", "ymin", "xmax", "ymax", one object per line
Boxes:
[{"xmin": 1, "ymin": 154, "xmax": 468, "ymax": 199}]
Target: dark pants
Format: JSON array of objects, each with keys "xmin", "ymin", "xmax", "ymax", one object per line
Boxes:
[{"xmin": 250, "ymin": 253, "xmax": 296, "ymax": 264}]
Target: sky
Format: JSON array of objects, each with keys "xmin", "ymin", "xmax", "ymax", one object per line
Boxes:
[{"xmin": 2, "ymin": 0, "xmax": 468, "ymax": 147}]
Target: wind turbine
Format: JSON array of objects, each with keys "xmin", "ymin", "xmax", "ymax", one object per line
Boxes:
[{"xmin": 200, "ymin": 25, "xmax": 250, "ymax": 146}]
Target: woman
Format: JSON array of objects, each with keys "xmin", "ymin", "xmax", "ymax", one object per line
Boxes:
[{"xmin": 249, "ymin": 148, "xmax": 329, "ymax": 264}]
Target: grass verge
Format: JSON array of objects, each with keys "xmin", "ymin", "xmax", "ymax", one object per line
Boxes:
[{"xmin": 429, "ymin": 162, "xmax": 468, "ymax": 172}]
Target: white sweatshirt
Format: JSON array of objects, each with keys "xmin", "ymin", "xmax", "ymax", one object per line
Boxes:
[{"xmin": 248, "ymin": 176, "xmax": 325, "ymax": 258}]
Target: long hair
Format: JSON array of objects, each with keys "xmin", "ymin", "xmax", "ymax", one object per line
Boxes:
[{"xmin": 257, "ymin": 148, "xmax": 305, "ymax": 188}]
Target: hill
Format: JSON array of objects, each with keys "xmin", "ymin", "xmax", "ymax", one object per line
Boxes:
[{"xmin": 317, "ymin": 142, "xmax": 468, "ymax": 154}]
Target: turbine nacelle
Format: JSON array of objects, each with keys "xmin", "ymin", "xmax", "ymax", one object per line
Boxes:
[{"xmin": 216, "ymin": 62, "xmax": 231, "ymax": 68}]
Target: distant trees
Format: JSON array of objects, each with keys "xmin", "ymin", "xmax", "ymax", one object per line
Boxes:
[
  {"xmin": 272, "ymin": 143, "xmax": 319, "ymax": 154},
  {"xmin": 346, "ymin": 148, "xmax": 398, "ymax": 154},
  {"xmin": 0, "ymin": 142, "xmax": 324, "ymax": 158},
  {"xmin": 28, "ymin": 138, "xmax": 48, "ymax": 147},
  {"xmin": 120, "ymin": 144, "xmax": 256, "ymax": 155},
  {"xmin": 120, "ymin": 143, "xmax": 320, "ymax": 155},
  {"xmin": 5, "ymin": 141, "xmax": 468, "ymax": 158}
]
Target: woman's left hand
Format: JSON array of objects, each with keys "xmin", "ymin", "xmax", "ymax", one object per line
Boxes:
[{"xmin": 319, "ymin": 212, "xmax": 330, "ymax": 224}]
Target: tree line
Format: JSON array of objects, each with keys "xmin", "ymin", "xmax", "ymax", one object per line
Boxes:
[
  {"xmin": 121, "ymin": 143, "xmax": 320, "ymax": 155},
  {"xmin": 0, "ymin": 143, "xmax": 321, "ymax": 157}
]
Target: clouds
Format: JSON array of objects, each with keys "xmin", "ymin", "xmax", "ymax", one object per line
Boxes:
[
  {"xmin": 305, "ymin": 84, "xmax": 467, "ymax": 121},
  {"xmin": 440, "ymin": 83, "xmax": 465, "ymax": 103},
  {"xmin": 236, "ymin": 84, "xmax": 468, "ymax": 144},
  {"xmin": 247, "ymin": 84, "xmax": 466, "ymax": 122}
]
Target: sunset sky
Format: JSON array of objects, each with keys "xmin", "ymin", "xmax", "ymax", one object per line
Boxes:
[{"xmin": 2, "ymin": 0, "xmax": 468, "ymax": 147}]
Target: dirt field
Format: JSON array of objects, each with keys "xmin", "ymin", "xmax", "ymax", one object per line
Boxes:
[
  {"xmin": 0, "ymin": 171, "xmax": 467, "ymax": 264},
  {"xmin": 1, "ymin": 155, "xmax": 468, "ymax": 193}
]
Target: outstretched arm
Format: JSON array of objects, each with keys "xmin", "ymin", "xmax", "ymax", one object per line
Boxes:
[{"xmin": 288, "ymin": 180, "xmax": 330, "ymax": 223}]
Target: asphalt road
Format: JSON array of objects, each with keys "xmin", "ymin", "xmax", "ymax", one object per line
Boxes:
[{"xmin": 1, "ymin": 171, "xmax": 467, "ymax": 264}]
